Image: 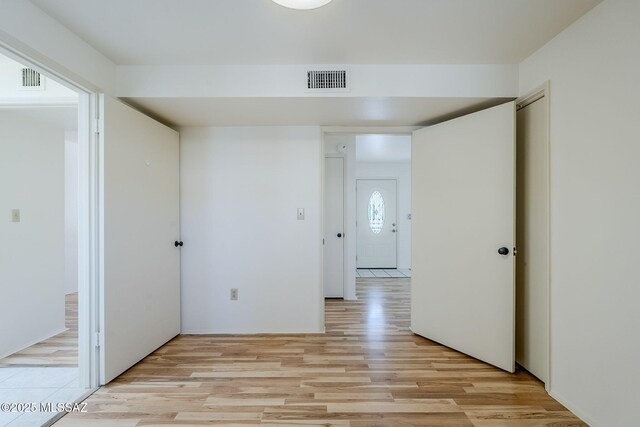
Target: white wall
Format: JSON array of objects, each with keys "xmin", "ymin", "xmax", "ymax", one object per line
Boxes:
[
  {"xmin": 118, "ymin": 64, "xmax": 517, "ymax": 98},
  {"xmin": 0, "ymin": 109, "xmax": 65, "ymax": 358},
  {"xmin": 356, "ymin": 162, "xmax": 411, "ymax": 270},
  {"xmin": 519, "ymin": 1, "xmax": 640, "ymax": 425},
  {"xmin": 64, "ymin": 131, "xmax": 78, "ymax": 295},
  {"xmin": 180, "ymin": 126, "xmax": 324, "ymax": 333},
  {"xmin": 0, "ymin": 0, "xmax": 116, "ymax": 93},
  {"xmin": 324, "ymin": 134, "xmax": 357, "ymax": 300}
]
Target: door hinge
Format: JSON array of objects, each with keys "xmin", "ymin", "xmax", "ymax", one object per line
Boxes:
[
  {"xmin": 513, "ymin": 248, "xmax": 518, "ymax": 256},
  {"xmin": 93, "ymin": 332, "xmax": 102, "ymax": 349},
  {"xmin": 92, "ymin": 118, "xmax": 100, "ymax": 135}
]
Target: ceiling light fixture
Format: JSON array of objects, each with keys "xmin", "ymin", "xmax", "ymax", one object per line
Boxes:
[{"xmin": 271, "ymin": 0, "xmax": 333, "ymax": 10}]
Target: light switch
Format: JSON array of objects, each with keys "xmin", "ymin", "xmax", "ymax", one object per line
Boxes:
[
  {"xmin": 11, "ymin": 209, "xmax": 20, "ymax": 223},
  {"xmin": 297, "ymin": 208, "xmax": 305, "ymax": 220}
]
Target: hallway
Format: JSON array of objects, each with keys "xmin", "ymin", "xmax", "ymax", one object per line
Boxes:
[{"xmin": 57, "ymin": 279, "xmax": 584, "ymax": 426}]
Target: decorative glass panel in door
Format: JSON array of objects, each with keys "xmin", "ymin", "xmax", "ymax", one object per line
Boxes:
[
  {"xmin": 357, "ymin": 180, "xmax": 397, "ymax": 268},
  {"xmin": 368, "ymin": 190, "xmax": 385, "ymax": 234}
]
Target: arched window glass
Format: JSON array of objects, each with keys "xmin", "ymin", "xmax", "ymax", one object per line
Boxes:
[{"xmin": 368, "ymin": 191, "xmax": 385, "ymax": 234}]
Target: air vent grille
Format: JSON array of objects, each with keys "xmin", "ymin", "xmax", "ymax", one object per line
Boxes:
[
  {"xmin": 307, "ymin": 70, "xmax": 347, "ymax": 90},
  {"xmin": 22, "ymin": 68, "xmax": 42, "ymax": 88}
]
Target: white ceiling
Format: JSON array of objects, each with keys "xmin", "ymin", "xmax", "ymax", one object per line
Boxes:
[
  {"xmin": 123, "ymin": 96, "xmax": 511, "ymax": 127},
  {"xmin": 356, "ymin": 135, "xmax": 411, "ymax": 163},
  {"xmin": 30, "ymin": 0, "xmax": 600, "ymax": 65}
]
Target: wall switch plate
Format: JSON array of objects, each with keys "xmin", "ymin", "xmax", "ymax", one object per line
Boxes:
[
  {"xmin": 297, "ymin": 208, "xmax": 305, "ymax": 220},
  {"xmin": 11, "ymin": 209, "xmax": 20, "ymax": 223},
  {"xmin": 230, "ymin": 288, "xmax": 238, "ymax": 300}
]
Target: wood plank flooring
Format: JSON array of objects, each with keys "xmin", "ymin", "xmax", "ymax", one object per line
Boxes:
[
  {"xmin": 0, "ymin": 293, "xmax": 78, "ymax": 367},
  {"xmin": 56, "ymin": 280, "xmax": 585, "ymax": 426}
]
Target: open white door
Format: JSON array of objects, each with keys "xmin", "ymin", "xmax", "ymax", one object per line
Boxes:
[
  {"xmin": 411, "ymin": 101, "xmax": 515, "ymax": 372},
  {"xmin": 99, "ymin": 95, "xmax": 181, "ymax": 383}
]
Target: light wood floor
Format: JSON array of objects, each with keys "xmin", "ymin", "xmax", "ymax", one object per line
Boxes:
[
  {"xmin": 57, "ymin": 280, "xmax": 584, "ymax": 426},
  {"xmin": 0, "ymin": 293, "xmax": 78, "ymax": 367}
]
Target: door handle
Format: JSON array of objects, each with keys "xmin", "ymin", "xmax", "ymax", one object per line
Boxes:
[
  {"xmin": 174, "ymin": 240, "xmax": 183, "ymax": 247},
  {"xmin": 498, "ymin": 247, "xmax": 509, "ymax": 255},
  {"xmin": 337, "ymin": 233, "xmax": 343, "ymax": 238}
]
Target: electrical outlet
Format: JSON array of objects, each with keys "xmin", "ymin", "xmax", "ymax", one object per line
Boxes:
[
  {"xmin": 11, "ymin": 209, "xmax": 20, "ymax": 223},
  {"xmin": 230, "ymin": 288, "xmax": 238, "ymax": 301}
]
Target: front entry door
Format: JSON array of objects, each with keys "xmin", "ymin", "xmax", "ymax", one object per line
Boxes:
[
  {"xmin": 357, "ymin": 179, "xmax": 397, "ymax": 269},
  {"xmin": 411, "ymin": 101, "xmax": 516, "ymax": 372}
]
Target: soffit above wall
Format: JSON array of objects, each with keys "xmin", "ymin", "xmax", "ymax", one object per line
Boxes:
[{"xmin": 122, "ymin": 96, "xmax": 511, "ymax": 128}]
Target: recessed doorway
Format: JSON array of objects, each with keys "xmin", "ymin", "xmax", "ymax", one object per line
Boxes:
[{"xmin": 323, "ymin": 133, "xmax": 411, "ymax": 300}]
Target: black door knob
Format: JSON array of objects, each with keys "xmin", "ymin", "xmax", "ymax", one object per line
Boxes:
[
  {"xmin": 174, "ymin": 241, "xmax": 183, "ymax": 247},
  {"xmin": 337, "ymin": 233, "xmax": 342, "ymax": 238},
  {"xmin": 498, "ymin": 247, "xmax": 509, "ymax": 255}
]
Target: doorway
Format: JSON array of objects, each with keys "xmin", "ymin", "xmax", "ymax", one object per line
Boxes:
[
  {"xmin": 0, "ymin": 50, "xmax": 96, "ymax": 426},
  {"xmin": 323, "ymin": 133, "xmax": 412, "ymax": 299},
  {"xmin": 355, "ymin": 134, "xmax": 412, "ymax": 280}
]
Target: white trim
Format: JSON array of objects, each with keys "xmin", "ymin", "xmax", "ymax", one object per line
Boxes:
[
  {"xmin": 97, "ymin": 95, "xmax": 106, "ymax": 385},
  {"xmin": 549, "ymin": 388, "xmax": 598, "ymax": 427},
  {"xmin": 515, "ymin": 81, "xmax": 551, "ymax": 390},
  {"xmin": 0, "ymin": 328, "xmax": 67, "ymax": 360},
  {"xmin": 0, "ymin": 32, "xmax": 99, "ymax": 93}
]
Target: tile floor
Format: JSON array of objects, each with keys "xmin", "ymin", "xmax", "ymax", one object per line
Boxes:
[
  {"xmin": 0, "ymin": 367, "xmax": 87, "ymax": 427},
  {"xmin": 356, "ymin": 268, "xmax": 411, "ymax": 278}
]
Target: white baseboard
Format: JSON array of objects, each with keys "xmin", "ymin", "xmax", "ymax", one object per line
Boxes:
[
  {"xmin": 0, "ymin": 327, "xmax": 67, "ymax": 360},
  {"xmin": 549, "ymin": 388, "xmax": 598, "ymax": 427}
]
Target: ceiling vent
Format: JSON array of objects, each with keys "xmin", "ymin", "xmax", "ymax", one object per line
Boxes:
[
  {"xmin": 307, "ymin": 70, "xmax": 348, "ymax": 91},
  {"xmin": 21, "ymin": 68, "xmax": 45, "ymax": 90}
]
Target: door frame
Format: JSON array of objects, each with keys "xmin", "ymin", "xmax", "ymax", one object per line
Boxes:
[
  {"xmin": 324, "ymin": 154, "xmax": 346, "ymax": 298},
  {"xmin": 0, "ymin": 41, "xmax": 101, "ymax": 390},
  {"xmin": 322, "ymin": 129, "xmax": 415, "ymax": 301},
  {"xmin": 356, "ymin": 178, "xmax": 399, "ymax": 269},
  {"xmin": 516, "ymin": 81, "xmax": 551, "ymax": 390}
]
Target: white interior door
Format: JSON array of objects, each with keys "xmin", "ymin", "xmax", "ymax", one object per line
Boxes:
[
  {"xmin": 411, "ymin": 101, "xmax": 516, "ymax": 372},
  {"xmin": 100, "ymin": 95, "xmax": 181, "ymax": 384},
  {"xmin": 357, "ymin": 179, "xmax": 397, "ymax": 268},
  {"xmin": 324, "ymin": 157, "xmax": 344, "ymax": 297}
]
